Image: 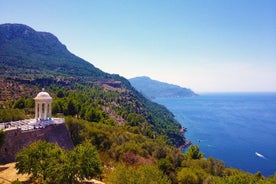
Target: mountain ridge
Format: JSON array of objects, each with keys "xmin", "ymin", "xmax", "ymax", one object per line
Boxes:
[
  {"xmin": 0, "ymin": 23, "xmax": 106, "ymax": 79},
  {"xmin": 129, "ymin": 76, "xmax": 197, "ymax": 99}
]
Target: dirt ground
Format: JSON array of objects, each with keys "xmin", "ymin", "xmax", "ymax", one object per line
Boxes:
[{"xmin": 0, "ymin": 162, "xmax": 29, "ymax": 184}]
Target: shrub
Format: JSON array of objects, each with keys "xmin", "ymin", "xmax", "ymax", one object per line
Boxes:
[{"xmin": 108, "ymin": 164, "xmax": 171, "ymax": 184}]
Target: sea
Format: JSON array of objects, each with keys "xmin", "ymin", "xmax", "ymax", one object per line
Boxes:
[{"xmin": 154, "ymin": 93, "xmax": 276, "ymax": 177}]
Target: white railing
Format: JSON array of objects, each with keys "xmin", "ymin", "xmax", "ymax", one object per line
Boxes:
[{"xmin": 0, "ymin": 118, "xmax": 65, "ymax": 131}]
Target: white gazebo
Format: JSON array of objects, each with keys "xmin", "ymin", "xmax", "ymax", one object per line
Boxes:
[{"xmin": 34, "ymin": 89, "xmax": 52, "ymax": 121}]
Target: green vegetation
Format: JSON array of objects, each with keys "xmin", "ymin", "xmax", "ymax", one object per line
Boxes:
[
  {"xmin": 108, "ymin": 164, "xmax": 171, "ymax": 184},
  {"xmin": 12, "ymin": 97, "xmax": 34, "ymax": 109},
  {"xmin": 184, "ymin": 145, "xmax": 204, "ymax": 160},
  {"xmin": 13, "ymin": 129, "xmax": 276, "ymax": 184},
  {"xmin": 15, "ymin": 140, "xmax": 102, "ymax": 184},
  {"xmin": 64, "ymin": 117, "xmax": 276, "ymax": 184},
  {"xmin": 0, "ymin": 109, "xmax": 26, "ymax": 123},
  {"xmin": 65, "ymin": 117, "xmax": 184, "ymax": 166}
]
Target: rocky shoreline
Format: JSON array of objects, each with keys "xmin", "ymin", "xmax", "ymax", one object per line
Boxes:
[
  {"xmin": 179, "ymin": 126, "xmax": 192, "ymax": 150},
  {"xmin": 179, "ymin": 140, "xmax": 192, "ymax": 150}
]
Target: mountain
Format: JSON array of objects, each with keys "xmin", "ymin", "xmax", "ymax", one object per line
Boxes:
[
  {"xmin": 129, "ymin": 76, "xmax": 197, "ymax": 99},
  {"xmin": 0, "ymin": 23, "xmax": 186, "ymax": 147},
  {"xmin": 0, "ymin": 23, "xmax": 106, "ymax": 78}
]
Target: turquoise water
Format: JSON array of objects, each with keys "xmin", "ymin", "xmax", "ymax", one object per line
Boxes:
[{"xmin": 154, "ymin": 93, "xmax": 276, "ymax": 177}]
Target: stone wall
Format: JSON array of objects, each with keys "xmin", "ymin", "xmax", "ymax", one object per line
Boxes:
[{"xmin": 0, "ymin": 123, "xmax": 74, "ymax": 164}]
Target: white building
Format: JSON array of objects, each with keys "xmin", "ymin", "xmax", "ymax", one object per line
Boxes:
[{"xmin": 34, "ymin": 88, "xmax": 52, "ymax": 121}]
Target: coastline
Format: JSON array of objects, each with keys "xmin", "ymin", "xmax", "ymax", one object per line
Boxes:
[
  {"xmin": 179, "ymin": 140, "xmax": 192, "ymax": 150},
  {"xmin": 179, "ymin": 126, "xmax": 192, "ymax": 150}
]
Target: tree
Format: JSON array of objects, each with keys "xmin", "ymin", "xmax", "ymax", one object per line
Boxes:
[
  {"xmin": 13, "ymin": 98, "xmax": 25, "ymax": 109},
  {"xmin": 185, "ymin": 145, "xmax": 204, "ymax": 160},
  {"xmin": 52, "ymin": 98, "xmax": 66, "ymax": 115},
  {"xmin": 158, "ymin": 158, "xmax": 173, "ymax": 174},
  {"xmin": 65, "ymin": 117, "xmax": 85, "ymax": 145},
  {"xmin": 71, "ymin": 140, "xmax": 102, "ymax": 181},
  {"xmin": 57, "ymin": 90, "xmax": 65, "ymax": 98},
  {"xmin": 0, "ymin": 109, "xmax": 25, "ymax": 122},
  {"xmin": 15, "ymin": 141, "xmax": 63, "ymax": 183},
  {"xmin": 24, "ymin": 98, "xmax": 35, "ymax": 108},
  {"xmin": 67, "ymin": 99, "xmax": 76, "ymax": 116},
  {"xmin": 15, "ymin": 140, "xmax": 102, "ymax": 184},
  {"xmin": 206, "ymin": 157, "xmax": 225, "ymax": 176},
  {"xmin": 85, "ymin": 107, "xmax": 103, "ymax": 122}
]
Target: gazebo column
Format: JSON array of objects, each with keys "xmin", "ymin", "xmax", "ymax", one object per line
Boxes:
[
  {"xmin": 44, "ymin": 103, "xmax": 48, "ymax": 120},
  {"xmin": 35, "ymin": 102, "xmax": 38, "ymax": 120},
  {"xmin": 39, "ymin": 103, "xmax": 42, "ymax": 120},
  {"xmin": 49, "ymin": 103, "xmax": 52, "ymax": 119}
]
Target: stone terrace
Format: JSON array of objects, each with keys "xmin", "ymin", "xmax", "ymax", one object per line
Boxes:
[{"xmin": 0, "ymin": 118, "xmax": 64, "ymax": 131}]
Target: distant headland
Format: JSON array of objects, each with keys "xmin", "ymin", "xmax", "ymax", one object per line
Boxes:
[{"xmin": 129, "ymin": 76, "xmax": 197, "ymax": 99}]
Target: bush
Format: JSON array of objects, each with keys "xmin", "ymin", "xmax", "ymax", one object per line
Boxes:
[
  {"xmin": 184, "ymin": 145, "xmax": 204, "ymax": 160},
  {"xmin": 108, "ymin": 164, "xmax": 171, "ymax": 184},
  {"xmin": 177, "ymin": 168, "xmax": 199, "ymax": 184},
  {"xmin": 0, "ymin": 109, "xmax": 25, "ymax": 123}
]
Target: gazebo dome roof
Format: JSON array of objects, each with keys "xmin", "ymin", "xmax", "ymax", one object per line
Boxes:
[{"xmin": 34, "ymin": 90, "xmax": 52, "ymax": 100}]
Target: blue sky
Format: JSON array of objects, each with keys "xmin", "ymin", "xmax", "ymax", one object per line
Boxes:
[{"xmin": 0, "ymin": 0, "xmax": 275, "ymax": 92}]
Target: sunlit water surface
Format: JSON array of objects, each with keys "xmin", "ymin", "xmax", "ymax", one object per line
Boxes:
[{"xmin": 155, "ymin": 93, "xmax": 276, "ymax": 176}]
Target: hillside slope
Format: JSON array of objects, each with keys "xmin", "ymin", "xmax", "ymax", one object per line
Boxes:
[
  {"xmin": 0, "ymin": 23, "xmax": 104, "ymax": 78},
  {"xmin": 0, "ymin": 23, "xmax": 186, "ymax": 147},
  {"xmin": 129, "ymin": 76, "xmax": 197, "ymax": 99}
]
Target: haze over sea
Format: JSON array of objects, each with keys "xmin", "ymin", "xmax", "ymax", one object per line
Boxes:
[{"xmin": 155, "ymin": 93, "xmax": 276, "ymax": 177}]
